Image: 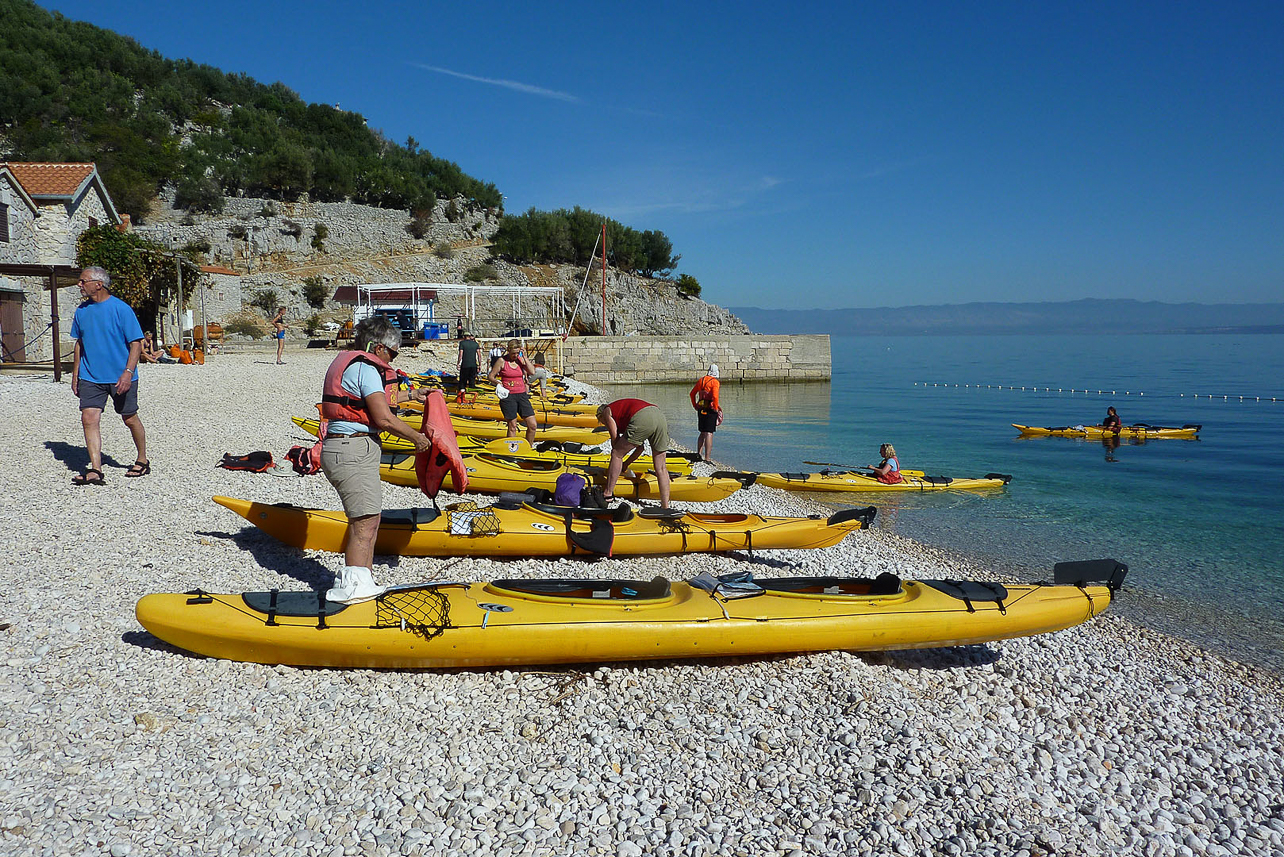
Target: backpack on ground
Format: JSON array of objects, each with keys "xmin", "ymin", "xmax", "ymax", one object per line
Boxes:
[{"xmin": 217, "ymin": 451, "xmax": 274, "ymax": 472}]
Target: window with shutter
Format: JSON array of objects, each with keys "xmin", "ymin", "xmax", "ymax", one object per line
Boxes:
[{"xmin": 0, "ymin": 203, "xmax": 9, "ymax": 243}]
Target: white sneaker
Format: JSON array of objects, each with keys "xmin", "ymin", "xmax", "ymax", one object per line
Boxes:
[{"xmin": 326, "ymin": 566, "xmax": 385, "ymax": 603}]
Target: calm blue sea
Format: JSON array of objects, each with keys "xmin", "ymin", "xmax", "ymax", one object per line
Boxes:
[{"xmin": 610, "ymin": 334, "xmax": 1284, "ymax": 674}]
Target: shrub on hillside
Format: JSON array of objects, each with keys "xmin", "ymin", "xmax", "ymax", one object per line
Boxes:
[
  {"xmin": 249, "ymin": 288, "xmax": 280, "ymax": 315},
  {"xmin": 301, "ymin": 276, "xmax": 328, "ymax": 309},
  {"xmin": 407, "ymin": 209, "xmax": 433, "ymax": 239},
  {"xmin": 676, "ymin": 274, "xmax": 701, "ymax": 298},
  {"xmin": 432, "ymin": 241, "xmax": 453, "ymax": 259},
  {"xmin": 465, "ymin": 263, "xmax": 498, "ymax": 283},
  {"xmin": 225, "ymin": 309, "xmax": 272, "ymax": 338},
  {"xmin": 311, "ymin": 223, "xmax": 328, "ymax": 251},
  {"xmin": 175, "ymin": 176, "xmax": 225, "ymax": 214}
]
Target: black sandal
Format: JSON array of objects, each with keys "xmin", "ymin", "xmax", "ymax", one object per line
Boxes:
[
  {"xmin": 125, "ymin": 460, "xmax": 151, "ymax": 478},
  {"xmin": 73, "ymin": 468, "xmax": 105, "ymax": 486}
]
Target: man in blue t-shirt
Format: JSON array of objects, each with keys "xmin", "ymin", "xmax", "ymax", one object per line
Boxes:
[{"xmin": 69, "ymin": 267, "xmax": 148, "ymax": 485}]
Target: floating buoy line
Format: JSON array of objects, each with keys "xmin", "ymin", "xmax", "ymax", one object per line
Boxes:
[{"xmin": 911, "ymin": 383, "xmax": 1279, "ymax": 403}]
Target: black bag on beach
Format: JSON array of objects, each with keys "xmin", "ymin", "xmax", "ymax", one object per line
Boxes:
[{"xmin": 217, "ymin": 451, "xmax": 275, "ymax": 472}]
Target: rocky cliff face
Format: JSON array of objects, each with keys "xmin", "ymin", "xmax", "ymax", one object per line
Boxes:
[{"xmin": 135, "ymin": 191, "xmax": 749, "ymax": 336}]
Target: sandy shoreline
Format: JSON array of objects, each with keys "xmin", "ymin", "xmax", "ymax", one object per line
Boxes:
[{"xmin": 1, "ymin": 347, "xmax": 1282, "ymax": 856}]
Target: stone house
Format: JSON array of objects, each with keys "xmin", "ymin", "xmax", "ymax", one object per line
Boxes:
[{"xmin": 0, "ymin": 162, "xmax": 119, "ymax": 363}]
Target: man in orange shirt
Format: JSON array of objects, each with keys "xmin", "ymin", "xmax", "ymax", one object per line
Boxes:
[{"xmin": 689, "ymin": 364, "xmax": 723, "ymax": 462}]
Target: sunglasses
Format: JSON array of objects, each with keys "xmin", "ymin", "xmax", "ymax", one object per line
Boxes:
[{"xmin": 383, "ymin": 345, "xmax": 399, "ymax": 360}]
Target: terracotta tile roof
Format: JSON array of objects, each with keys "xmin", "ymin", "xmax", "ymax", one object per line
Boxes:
[
  {"xmin": 200, "ymin": 265, "xmax": 239, "ymax": 275},
  {"xmin": 0, "ymin": 162, "xmax": 96, "ymax": 198}
]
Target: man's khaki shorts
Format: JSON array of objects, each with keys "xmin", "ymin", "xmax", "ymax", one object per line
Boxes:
[
  {"xmin": 624, "ymin": 405, "xmax": 669, "ymax": 453},
  {"xmin": 320, "ymin": 435, "xmax": 383, "ymax": 519}
]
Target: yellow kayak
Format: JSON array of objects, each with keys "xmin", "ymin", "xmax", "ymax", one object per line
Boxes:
[
  {"xmin": 755, "ymin": 469, "xmax": 1012, "ymax": 492},
  {"xmin": 211, "ymin": 494, "xmax": 875, "ymax": 557},
  {"xmin": 456, "ymin": 436, "xmax": 697, "ymax": 475},
  {"xmin": 1013, "ymin": 423, "xmax": 1201, "ymax": 439},
  {"xmin": 379, "ymin": 452, "xmax": 746, "ymax": 502},
  {"xmin": 292, "ymin": 415, "xmax": 607, "ymax": 447},
  {"xmin": 446, "ymin": 400, "xmax": 601, "ymax": 427},
  {"xmin": 135, "ymin": 560, "xmax": 1126, "ymax": 668}
]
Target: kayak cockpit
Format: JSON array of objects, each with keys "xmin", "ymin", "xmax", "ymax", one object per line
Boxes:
[{"xmin": 486, "ymin": 576, "xmax": 673, "ymax": 604}]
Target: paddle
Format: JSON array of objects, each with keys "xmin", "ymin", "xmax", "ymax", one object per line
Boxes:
[{"xmin": 802, "ymin": 460, "xmax": 927, "ymax": 477}]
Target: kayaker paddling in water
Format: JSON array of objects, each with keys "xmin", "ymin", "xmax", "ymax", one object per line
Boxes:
[
  {"xmin": 597, "ymin": 399, "xmax": 672, "ymax": 508},
  {"xmin": 868, "ymin": 443, "xmax": 903, "ymax": 484},
  {"xmin": 319, "ymin": 316, "xmax": 434, "ymax": 603},
  {"xmin": 487, "ymin": 340, "xmax": 539, "ymax": 445},
  {"xmin": 1101, "ymin": 406, "xmax": 1122, "ymax": 434}
]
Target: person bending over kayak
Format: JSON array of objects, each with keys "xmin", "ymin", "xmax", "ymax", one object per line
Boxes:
[
  {"xmin": 1101, "ymin": 406, "xmax": 1122, "ymax": 434},
  {"xmin": 487, "ymin": 339, "xmax": 539, "ymax": 445},
  {"xmin": 596, "ymin": 399, "xmax": 672, "ymax": 508},
  {"xmin": 320, "ymin": 316, "xmax": 435, "ymax": 603},
  {"xmin": 868, "ymin": 443, "xmax": 903, "ymax": 484}
]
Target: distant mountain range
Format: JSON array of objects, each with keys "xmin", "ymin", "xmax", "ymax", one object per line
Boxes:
[{"xmin": 726, "ymin": 299, "xmax": 1284, "ymax": 336}]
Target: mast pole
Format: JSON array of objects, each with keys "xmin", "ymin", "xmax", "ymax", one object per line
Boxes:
[{"xmin": 600, "ymin": 222, "xmax": 607, "ymax": 335}]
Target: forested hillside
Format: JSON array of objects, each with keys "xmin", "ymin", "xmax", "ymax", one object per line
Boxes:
[{"xmin": 0, "ymin": 0, "xmax": 499, "ymax": 220}]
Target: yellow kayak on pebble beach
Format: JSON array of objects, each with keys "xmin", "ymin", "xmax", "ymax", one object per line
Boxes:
[
  {"xmin": 210, "ymin": 494, "xmax": 876, "ymax": 558},
  {"xmin": 136, "ymin": 557, "xmax": 1126, "ymax": 669},
  {"xmin": 379, "ymin": 452, "xmax": 747, "ymax": 502}
]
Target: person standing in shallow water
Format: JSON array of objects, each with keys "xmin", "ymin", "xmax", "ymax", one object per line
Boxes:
[
  {"xmin": 272, "ymin": 306, "xmax": 287, "ymax": 364},
  {"xmin": 690, "ymin": 363, "xmax": 722, "ymax": 462},
  {"xmin": 69, "ymin": 267, "xmax": 149, "ymax": 485}
]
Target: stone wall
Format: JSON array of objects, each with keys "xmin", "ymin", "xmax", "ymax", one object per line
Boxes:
[{"xmin": 547, "ymin": 334, "xmax": 831, "ymax": 383}]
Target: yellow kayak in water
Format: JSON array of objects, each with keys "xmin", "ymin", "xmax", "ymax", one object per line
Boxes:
[
  {"xmin": 1013, "ymin": 423, "xmax": 1201, "ymax": 439},
  {"xmin": 379, "ymin": 452, "xmax": 746, "ymax": 502},
  {"xmin": 135, "ymin": 559, "xmax": 1126, "ymax": 668},
  {"xmin": 755, "ymin": 469, "xmax": 1012, "ymax": 492}
]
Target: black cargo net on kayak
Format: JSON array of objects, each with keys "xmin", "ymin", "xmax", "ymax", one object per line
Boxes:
[
  {"xmin": 445, "ymin": 502, "xmax": 501, "ymax": 537},
  {"xmin": 376, "ymin": 587, "xmax": 451, "ymax": 639}
]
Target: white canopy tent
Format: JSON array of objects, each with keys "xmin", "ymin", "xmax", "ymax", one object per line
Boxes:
[{"xmin": 350, "ymin": 282, "xmax": 567, "ymax": 338}]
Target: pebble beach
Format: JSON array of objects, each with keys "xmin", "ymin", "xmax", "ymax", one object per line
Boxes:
[{"xmin": 2, "ymin": 347, "xmax": 1282, "ymax": 857}]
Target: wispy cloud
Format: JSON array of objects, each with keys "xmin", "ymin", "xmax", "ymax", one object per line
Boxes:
[
  {"xmin": 602, "ymin": 175, "xmax": 786, "ymax": 220},
  {"xmin": 409, "ymin": 63, "xmax": 580, "ymax": 103}
]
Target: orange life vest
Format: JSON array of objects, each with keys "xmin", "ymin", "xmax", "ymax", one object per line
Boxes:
[
  {"xmin": 415, "ymin": 390, "xmax": 469, "ymax": 498},
  {"xmin": 319, "ymin": 350, "xmax": 399, "ymax": 425}
]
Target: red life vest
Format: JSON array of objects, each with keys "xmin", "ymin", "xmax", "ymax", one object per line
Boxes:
[
  {"xmin": 415, "ymin": 390, "xmax": 469, "ymax": 498},
  {"xmin": 319, "ymin": 350, "xmax": 399, "ymax": 425},
  {"xmin": 876, "ymin": 457, "xmax": 904, "ymax": 484}
]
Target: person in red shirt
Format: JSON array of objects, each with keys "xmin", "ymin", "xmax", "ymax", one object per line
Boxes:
[
  {"xmin": 595, "ymin": 398, "xmax": 672, "ymax": 508},
  {"xmin": 689, "ymin": 364, "xmax": 723, "ymax": 462}
]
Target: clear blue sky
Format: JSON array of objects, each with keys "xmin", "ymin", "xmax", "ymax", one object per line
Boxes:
[{"xmin": 45, "ymin": 1, "xmax": 1284, "ymax": 309}]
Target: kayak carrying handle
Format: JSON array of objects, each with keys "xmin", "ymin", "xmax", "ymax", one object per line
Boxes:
[
  {"xmin": 826, "ymin": 506, "xmax": 877, "ymax": 528},
  {"xmin": 1053, "ymin": 559, "xmax": 1128, "ymax": 593},
  {"xmin": 710, "ymin": 470, "xmax": 758, "ymax": 487}
]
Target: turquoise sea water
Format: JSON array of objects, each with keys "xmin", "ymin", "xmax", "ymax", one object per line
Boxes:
[{"xmin": 608, "ymin": 334, "xmax": 1284, "ymax": 673}]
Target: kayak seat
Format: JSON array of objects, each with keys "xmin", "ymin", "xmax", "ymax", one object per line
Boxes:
[
  {"xmin": 530, "ymin": 501, "xmax": 634, "ymax": 523},
  {"xmin": 243, "ymin": 589, "xmax": 350, "ymax": 618},
  {"xmin": 758, "ymin": 572, "xmax": 902, "ymax": 597},
  {"xmin": 490, "ymin": 576, "xmax": 672, "ymax": 601},
  {"xmin": 381, "ymin": 508, "xmax": 442, "ymax": 527}
]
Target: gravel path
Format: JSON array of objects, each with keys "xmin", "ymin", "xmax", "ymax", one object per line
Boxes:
[{"xmin": 1, "ymin": 348, "xmax": 1281, "ymax": 857}]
